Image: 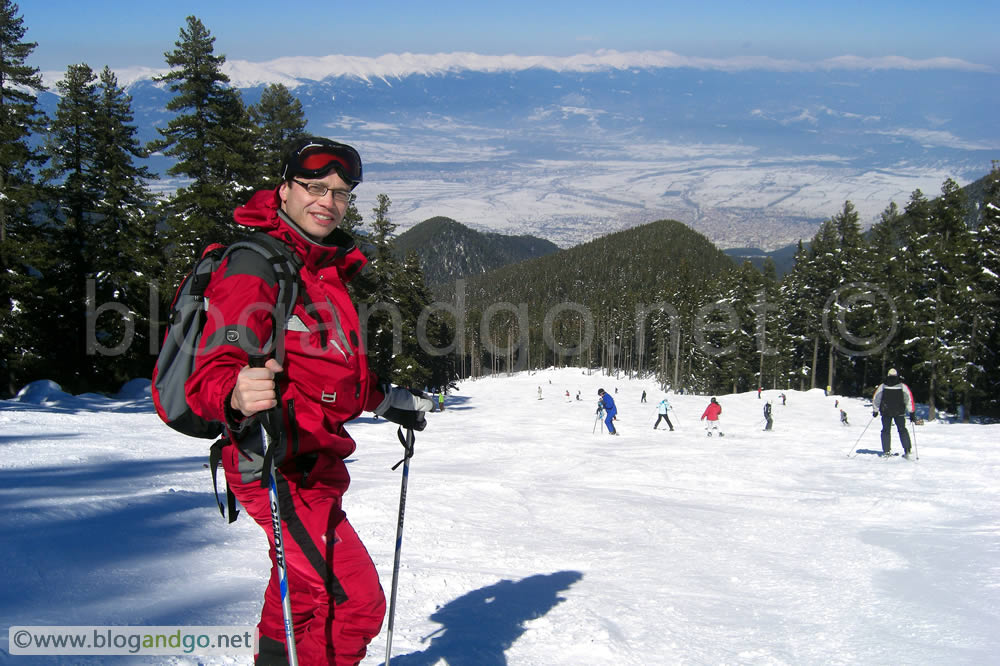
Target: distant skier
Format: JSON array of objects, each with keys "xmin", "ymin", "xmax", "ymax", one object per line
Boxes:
[
  {"xmin": 576, "ymin": 390, "xmax": 581, "ymax": 401},
  {"xmin": 780, "ymin": 392, "xmax": 787, "ymax": 406},
  {"xmin": 701, "ymin": 397, "xmax": 723, "ymax": 436},
  {"xmin": 537, "ymin": 386, "xmax": 543, "ymax": 400},
  {"xmin": 763, "ymin": 400, "xmax": 773, "ymax": 431},
  {"xmin": 840, "ymin": 409, "xmax": 849, "ymax": 426},
  {"xmin": 872, "ymin": 368, "xmax": 915, "ymax": 458},
  {"xmin": 438, "ymin": 392, "xmax": 446, "ymax": 412},
  {"xmin": 641, "ymin": 390, "xmax": 647, "ymax": 403},
  {"xmin": 757, "ymin": 386, "xmax": 763, "ymax": 399},
  {"xmin": 597, "ymin": 388, "xmax": 618, "ymax": 435},
  {"xmin": 654, "ymin": 397, "xmax": 674, "ymax": 431}
]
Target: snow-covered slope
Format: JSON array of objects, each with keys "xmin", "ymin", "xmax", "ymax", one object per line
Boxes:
[{"xmin": 2, "ymin": 369, "xmax": 998, "ymax": 664}]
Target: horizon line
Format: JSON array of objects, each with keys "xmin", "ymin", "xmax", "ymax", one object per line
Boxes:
[{"xmin": 39, "ymin": 49, "xmax": 997, "ymax": 89}]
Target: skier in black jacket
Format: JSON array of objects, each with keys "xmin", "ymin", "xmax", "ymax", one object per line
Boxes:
[{"xmin": 872, "ymin": 368, "xmax": 916, "ymax": 458}]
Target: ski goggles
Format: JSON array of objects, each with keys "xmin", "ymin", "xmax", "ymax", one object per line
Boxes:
[{"xmin": 281, "ymin": 139, "xmax": 363, "ymax": 187}]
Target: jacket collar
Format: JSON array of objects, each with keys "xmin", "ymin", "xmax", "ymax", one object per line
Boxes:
[{"xmin": 233, "ymin": 188, "xmax": 367, "ymax": 282}]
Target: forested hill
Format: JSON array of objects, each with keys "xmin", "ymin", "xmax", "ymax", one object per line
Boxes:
[
  {"xmin": 456, "ymin": 217, "xmax": 736, "ymax": 326},
  {"xmin": 394, "ymin": 216, "xmax": 560, "ymax": 288}
]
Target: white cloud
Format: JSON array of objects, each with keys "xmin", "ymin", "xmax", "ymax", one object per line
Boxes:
[
  {"xmin": 218, "ymin": 51, "xmax": 994, "ymax": 88},
  {"xmin": 868, "ymin": 128, "xmax": 998, "ymax": 151},
  {"xmin": 42, "ymin": 49, "xmax": 992, "ymax": 90}
]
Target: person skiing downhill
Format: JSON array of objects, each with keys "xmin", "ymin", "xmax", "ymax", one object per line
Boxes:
[
  {"xmin": 763, "ymin": 400, "xmax": 773, "ymax": 431},
  {"xmin": 700, "ymin": 397, "xmax": 723, "ymax": 436},
  {"xmin": 872, "ymin": 368, "xmax": 916, "ymax": 458},
  {"xmin": 597, "ymin": 388, "xmax": 618, "ymax": 435},
  {"xmin": 184, "ymin": 137, "xmax": 434, "ymax": 665},
  {"xmin": 654, "ymin": 397, "xmax": 674, "ymax": 431}
]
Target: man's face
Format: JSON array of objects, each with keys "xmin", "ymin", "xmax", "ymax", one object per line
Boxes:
[{"xmin": 278, "ymin": 171, "xmax": 352, "ymax": 241}]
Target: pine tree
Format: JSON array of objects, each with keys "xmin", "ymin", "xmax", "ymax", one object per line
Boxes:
[
  {"xmin": 390, "ymin": 251, "xmax": 454, "ymax": 389},
  {"xmin": 149, "ymin": 16, "xmax": 256, "ymax": 285},
  {"xmin": 902, "ymin": 181, "xmax": 972, "ymax": 418},
  {"xmin": 362, "ymin": 193, "xmax": 402, "ymax": 380},
  {"xmin": 36, "ymin": 63, "xmax": 101, "ymax": 390},
  {"xmin": 710, "ymin": 260, "xmax": 766, "ymax": 394},
  {"xmin": 0, "ymin": 0, "xmax": 47, "ymax": 395},
  {"xmin": 249, "ymin": 83, "xmax": 307, "ymax": 189},
  {"xmin": 777, "ymin": 241, "xmax": 814, "ymax": 390},
  {"xmin": 931, "ymin": 178, "xmax": 974, "ymax": 417},
  {"xmin": 894, "ymin": 189, "xmax": 933, "ymax": 392},
  {"xmin": 968, "ymin": 163, "xmax": 1000, "ymax": 417},
  {"xmin": 89, "ymin": 66, "xmax": 159, "ymax": 387}
]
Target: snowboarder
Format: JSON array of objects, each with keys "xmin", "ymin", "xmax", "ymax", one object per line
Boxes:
[
  {"xmin": 840, "ymin": 409, "xmax": 849, "ymax": 426},
  {"xmin": 872, "ymin": 368, "xmax": 916, "ymax": 458},
  {"xmin": 185, "ymin": 137, "xmax": 434, "ymax": 664},
  {"xmin": 597, "ymin": 388, "xmax": 618, "ymax": 435},
  {"xmin": 654, "ymin": 397, "xmax": 674, "ymax": 431},
  {"xmin": 701, "ymin": 397, "xmax": 723, "ymax": 436},
  {"xmin": 763, "ymin": 400, "xmax": 773, "ymax": 431}
]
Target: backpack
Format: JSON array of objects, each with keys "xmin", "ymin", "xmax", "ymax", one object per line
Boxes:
[{"xmin": 152, "ymin": 232, "xmax": 302, "ymax": 521}]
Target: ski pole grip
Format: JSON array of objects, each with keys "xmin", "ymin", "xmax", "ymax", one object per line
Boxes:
[{"xmin": 247, "ymin": 353, "xmax": 279, "ymax": 431}]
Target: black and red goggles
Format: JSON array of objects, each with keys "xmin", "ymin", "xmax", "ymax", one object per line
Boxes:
[{"xmin": 281, "ymin": 139, "xmax": 363, "ymax": 187}]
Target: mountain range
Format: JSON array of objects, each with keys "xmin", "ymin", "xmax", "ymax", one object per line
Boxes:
[{"xmin": 38, "ymin": 50, "xmax": 1000, "ymax": 251}]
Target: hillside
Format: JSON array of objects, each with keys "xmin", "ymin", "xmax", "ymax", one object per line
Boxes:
[
  {"xmin": 394, "ymin": 217, "xmax": 560, "ymax": 288},
  {"xmin": 461, "ymin": 217, "xmax": 735, "ymax": 302}
]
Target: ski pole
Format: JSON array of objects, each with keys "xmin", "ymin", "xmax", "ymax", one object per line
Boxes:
[
  {"xmin": 249, "ymin": 355, "xmax": 299, "ymax": 666},
  {"xmin": 845, "ymin": 414, "xmax": 876, "ymax": 457},
  {"xmin": 385, "ymin": 427, "xmax": 415, "ymax": 666},
  {"xmin": 593, "ymin": 406, "xmax": 605, "ymax": 434}
]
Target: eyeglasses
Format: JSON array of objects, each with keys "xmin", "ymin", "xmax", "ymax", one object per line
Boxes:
[{"xmin": 292, "ymin": 179, "xmax": 353, "ymax": 203}]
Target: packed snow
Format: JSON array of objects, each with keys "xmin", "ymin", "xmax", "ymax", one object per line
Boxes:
[{"xmin": 1, "ymin": 368, "xmax": 998, "ymax": 665}]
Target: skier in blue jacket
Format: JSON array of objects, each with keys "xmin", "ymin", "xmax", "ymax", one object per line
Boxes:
[{"xmin": 597, "ymin": 388, "xmax": 618, "ymax": 435}]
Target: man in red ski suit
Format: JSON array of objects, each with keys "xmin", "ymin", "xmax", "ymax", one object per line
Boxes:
[
  {"xmin": 700, "ymin": 397, "xmax": 723, "ymax": 435},
  {"xmin": 185, "ymin": 137, "xmax": 433, "ymax": 665}
]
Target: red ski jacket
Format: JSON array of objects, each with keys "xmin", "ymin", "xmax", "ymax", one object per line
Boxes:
[
  {"xmin": 701, "ymin": 402, "xmax": 722, "ymax": 421},
  {"xmin": 185, "ymin": 188, "xmax": 384, "ymax": 491}
]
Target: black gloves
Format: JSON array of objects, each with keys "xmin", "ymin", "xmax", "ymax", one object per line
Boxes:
[
  {"xmin": 909, "ymin": 412, "xmax": 916, "ymax": 422},
  {"xmin": 374, "ymin": 386, "xmax": 435, "ymax": 431}
]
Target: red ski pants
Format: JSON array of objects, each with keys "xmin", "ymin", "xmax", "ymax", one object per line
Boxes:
[{"xmin": 225, "ymin": 457, "xmax": 386, "ymax": 665}]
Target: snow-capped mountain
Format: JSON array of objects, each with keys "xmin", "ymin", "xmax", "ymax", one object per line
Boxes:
[{"xmin": 39, "ymin": 51, "xmax": 1000, "ymax": 250}]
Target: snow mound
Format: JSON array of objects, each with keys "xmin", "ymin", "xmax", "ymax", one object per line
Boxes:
[
  {"xmin": 116, "ymin": 378, "xmax": 152, "ymax": 400},
  {"xmin": 14, "ymin": 379, "xmax": 73, "ymax": 405}
]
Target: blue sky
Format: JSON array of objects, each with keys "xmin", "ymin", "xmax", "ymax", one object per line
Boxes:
[{"xmin": 21, "ymin": 0, "xmax": 999, "ymax": 72}]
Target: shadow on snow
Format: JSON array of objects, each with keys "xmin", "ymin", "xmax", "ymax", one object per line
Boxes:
[
  {"xmin": 384, "ymin": 570, "xmax": 583, "ymax": 666},
  {"xmin": 0, "ymin": 455, "xmax": 240, "ymax": 629}
]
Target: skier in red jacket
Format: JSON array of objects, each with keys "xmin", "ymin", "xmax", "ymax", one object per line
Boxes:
[
  {"xmin": 185, "ymin": 137, "xmax": 433, "ymax": 665},
  {"xmin": 701, "ymin": 397, "xmax": 723, "ymax": 436}
]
